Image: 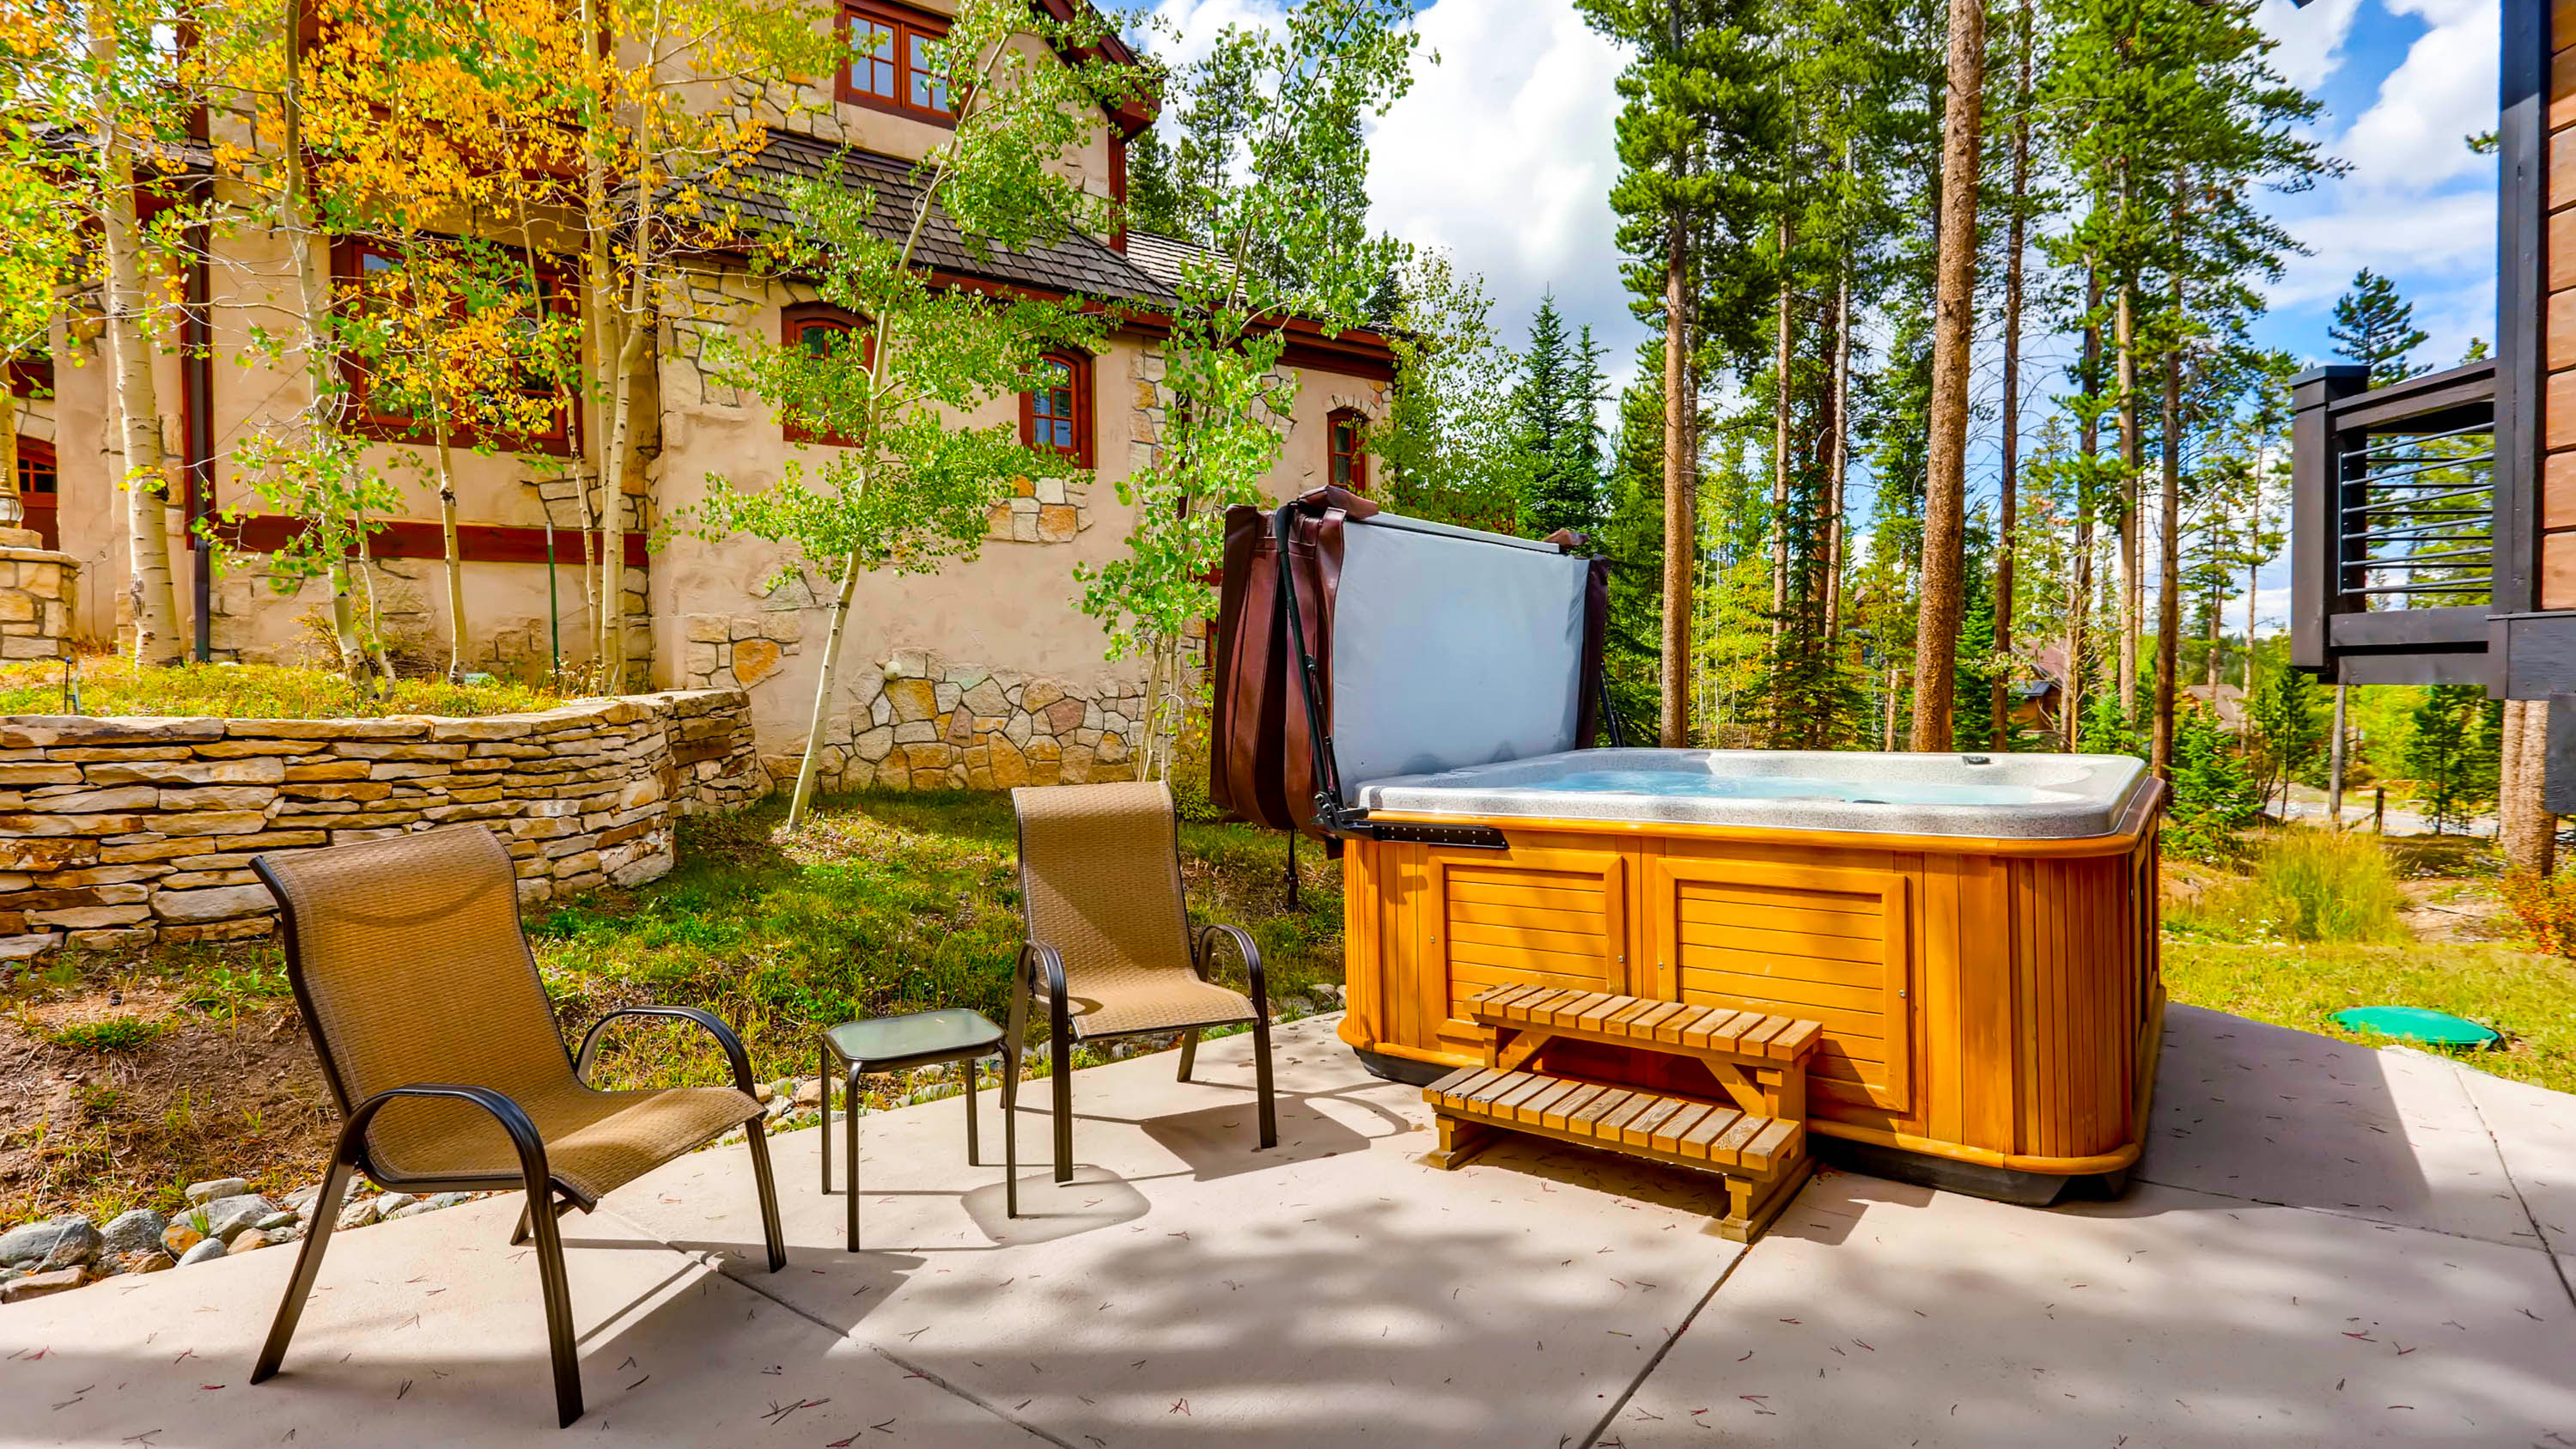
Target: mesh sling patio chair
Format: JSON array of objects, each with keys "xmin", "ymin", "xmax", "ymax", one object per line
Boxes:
[
  {"xmin": 1009, "ymin": 781, "xmax": 1277, "ymax": 1184},
  {"xmin": 247, "ymin": 825, "xmax": 786, "ymax": 1428}
]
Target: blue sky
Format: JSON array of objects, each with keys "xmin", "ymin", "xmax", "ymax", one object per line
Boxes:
[{"xmin": 1148, "ymin": 0, "xmax": 2503, "ymax": 627}]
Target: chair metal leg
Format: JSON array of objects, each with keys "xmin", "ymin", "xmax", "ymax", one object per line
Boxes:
[
  {"xmin": 1251, "ymin": 1014, "xmax": 1278, "ymax": 1150},
  {"xmin": 742, "ymin": 1116, "xmax": 788, "ymax": 1273},
  {"xmin": 523, "ymin": 1184, "xmax": 585, "ymax": 1428},
  {"xmin": 1050, "ymin": 1031, "xmax": 1075, "ymax": 1184},
  {"xmin": 1177, "ymin": 1028, "xmax": 1199, "ymax": 1081},
  {"xmin": 964, "ymin": 1056, "xmax": 980, "ymax": 1166},
  {"xmin": 1002, "ymin": 1044, "xmax": 1020, "ymax": 1220},
  {"xmin": 252, "ymin": 1155, "xmax": 356, "ymax": 1388},
  {"xmin": 844, "ymin": 1069, "xmax": 863, "ymax": 1252},
  {"xmin": 510, "ymin": 1198, "xmax": 533, "ymax": 1246}
]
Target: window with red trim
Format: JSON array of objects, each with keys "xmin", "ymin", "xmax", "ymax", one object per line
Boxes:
[
  {"xmin": 1020, "ymin": 351, "xmax": 1092, "ymax": 467},
  {"xmin": 14, "ymin": 437, "xmax": 57, "ymax": 551},
  {"xmin": 839, "ymin": 1, "xmax": 953, "ymax": 123},
  {"xmin": 1328, "ymin": 408, "xmax": 1367, "ymax": 491},
  {"xmin": 333, "ymin": 238, "xmax": 578, "ymax": 455},
  {"xmin": 780, "ymin": 303, "xmax": 874, "ymax": 446}
]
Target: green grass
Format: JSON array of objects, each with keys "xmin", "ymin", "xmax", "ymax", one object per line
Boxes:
[
  {"xmin": 530, "ymin": 789, "xmax": 1343, "ymax": 1097},
  {"xmin": 40, "ymin": 1017, "xmax": 170, "ymax": 1053},
  {"xmin": 0, "ymin": 653, "xmax": 563, "ymax": 719},
  {"xmin": 2165, "ymin": 937, "xmax": 2576, "ymax": 1095},
  {"xmin": 2165, "ymin": 827, "xmax": 2407, "ymax": 945}
]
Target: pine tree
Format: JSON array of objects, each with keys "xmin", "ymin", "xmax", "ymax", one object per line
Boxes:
[
  {"xmin": 1513, "ymin": 296, "xmax": 1608, "ymax": 537},
  {"xmin": 1580, "ymin": 0, "xmax": 1781, "ymax": 746},
  {"xmin": 2328, "ymin": 268, "xmax": 2430, "ymax": 387},
  {"xmin": 1601, "ymin": 367, "xmax": 1671, "ymax": 739},
  {"xmin": 2406, "ymin": 685, "xmax": 2500, "ymax": 835}
]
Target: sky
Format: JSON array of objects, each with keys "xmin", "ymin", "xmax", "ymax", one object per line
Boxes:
[{"xmin": 1143, "ymin": 0, "xmax": 2504, "ymax": 630}]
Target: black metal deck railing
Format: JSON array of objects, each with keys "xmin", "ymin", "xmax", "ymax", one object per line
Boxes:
[{"xmin": 2291, "ymin": 360, "xmax": 2501, "ymax": 685}]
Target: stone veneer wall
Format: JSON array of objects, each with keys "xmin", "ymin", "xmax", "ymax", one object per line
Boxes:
[
  {"xmin": 0, "ymin": 527, "xmax": 77, "ymax": 661},
  {"xmin": 0, "ymin": 689, "xmax": 766, "ymax": 959},
  {"xmin": 676, "ymin": 647, "xmax": 1146, "ymax": 793}
]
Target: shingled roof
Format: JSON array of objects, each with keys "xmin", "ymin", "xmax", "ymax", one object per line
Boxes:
[{"xmin": 722, "ymin": 130, "xmax": 1178, "ymax": 308}]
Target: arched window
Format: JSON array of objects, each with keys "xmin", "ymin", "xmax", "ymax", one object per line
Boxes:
[
  {"xmin": 780, "ymin": 303, "xmax": 870, "ymax": 447},
  {"xmin": 1327, "ymin": 408, "xmax": 1367, "ymax": 491},
  {"xmin": 1021, "ymin": 350, "xmax": 1093, "ymax": 467}
]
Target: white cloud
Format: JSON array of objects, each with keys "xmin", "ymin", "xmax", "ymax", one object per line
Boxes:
[
  {"xmin": 2268, "ymin": 185, "xmax": 2492, "ymax": 311},
  {"xmin": 2333, "ymin": 1, "xmax": 2498, "ymax": 192},
  {"xmin": 2257, "ymin": 0, "xmax": 2364, "ymax": 93},
  {"xmin": 1366, "ymin": 0, "xmax": 1644, "ymax": 390}
]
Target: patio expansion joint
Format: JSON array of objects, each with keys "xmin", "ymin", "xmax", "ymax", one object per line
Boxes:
[
  {"xmin": 2129, "ymin": 1167, "xmax": 2573, "ymax": 1259},
  {"xmin": 2455, "ymin": 1064, "xmax": 2576, "ymax": 1312},
  {"xmin": 1571, "ymin": 1233, "xmax": 1753, "ymax": 1449}
]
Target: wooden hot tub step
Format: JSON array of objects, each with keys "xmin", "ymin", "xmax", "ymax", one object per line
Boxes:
[
  {"xmin": 1467, "ymin": 984, "xmax": 1823, "ymax": 1064},
  {"xmin": 1422, "ymin": 1065, "xmax": 1810, "ymax": 1242}
]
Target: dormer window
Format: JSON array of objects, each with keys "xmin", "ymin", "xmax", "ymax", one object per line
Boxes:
[{"xmin": 840, "ymin": 2, "xmax": 953, "ymax": 124}]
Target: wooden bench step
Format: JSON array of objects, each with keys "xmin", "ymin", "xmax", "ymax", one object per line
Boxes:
[
  {"xmin": 1425, "ymin": 1065, "xmax": 1804, "ymax": 1177},
  {"xmin": 1466, "ymin": 984, "xmax": 1822, "ymax": 1063}
]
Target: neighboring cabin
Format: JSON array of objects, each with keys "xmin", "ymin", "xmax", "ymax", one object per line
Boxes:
[{"xmin": 9, "ymin": 0, "xmax": 1395, "ymax": 790}]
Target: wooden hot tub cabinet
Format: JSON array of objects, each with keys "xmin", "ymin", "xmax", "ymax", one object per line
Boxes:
[{"xmin": 1338, "ymin": 782, "xmax": 2165, "ymax": 1202}]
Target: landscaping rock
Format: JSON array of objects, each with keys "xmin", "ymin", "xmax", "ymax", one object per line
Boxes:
[
  {"xmin": 99, "ymin": 1208, "xmax": 168, "ymax": 1259},
  {"xmin": 261, "ymin": 1227, "xmax": 300, "ymax": 1248},
  {"xmin": 1, "ymin": 1215, "xmax": 97, "ymax": 1269},
  {"xmin": 0, "ymin": 1269, "xmax": 84, "ymax": 1304},
  {"xmin": 176, "ymin": 1239, "xmax": 226, "ymax": 1267},
  {"xmin": 185, "ymin": 1177, "xmax": 248, "ymax": 1204},
  {"xmin": 38, "ymin": 1225, "xmax": 101, "ymax": 1271},
  {"xmin": 160, "ymin": 1220, "xmax": 204, "ymax": 1257},
  {"xmin": 226, "ymin": 1227, "xmax": 268, "ymax": 1253},
  {"xmin": 372, "ymin": 1192, "xmax": 417, "ymax": 1216},
  {"xmin": 199, "ymin": 1194, "xmax": 277, "ymax": 1242},
  {"xmin": 792, "ymin": 1077, "xmax": 823, "ymax": 1107},
  {"xmin": 336, "ymin": 1198, "xmax": 381, "ymax": 1231},
  {"xmin": 252, "ymin": 1211, "xmax": 299, "ymax": 1233},
  {"xmin": 122, "ymin": 1250, "xmax": 176, "ymax": 1275}
]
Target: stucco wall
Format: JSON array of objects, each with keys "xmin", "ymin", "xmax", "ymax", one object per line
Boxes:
[
  {"xmin": 0, "ymin": 688, "xmax": 767, "ymax": 960},
  {"xmin": 27, "ymin": 21, "xmax": 1396, "ymax": 781}
]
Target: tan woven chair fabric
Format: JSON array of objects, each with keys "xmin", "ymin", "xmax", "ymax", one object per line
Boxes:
[
  {"xmin": 1013, "ymin": 782, "xmax": 1256, "ymax": 1038},
  {"xmin": 262, "ymin": 826, "xmax": 758, "ymax": 1206}
]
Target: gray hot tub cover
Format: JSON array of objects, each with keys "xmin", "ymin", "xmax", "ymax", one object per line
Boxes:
[{"xmin": 1209, "ymin": 487, "xmax": 1612, "ymax": 839}]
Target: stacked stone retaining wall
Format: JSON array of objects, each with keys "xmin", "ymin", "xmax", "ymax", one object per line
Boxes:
[{"xmin": 0, "ymin": 689, "xmax": 767, "ymax": 959}]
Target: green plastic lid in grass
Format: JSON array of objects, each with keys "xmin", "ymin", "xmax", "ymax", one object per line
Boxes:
[{"xmin": 2330, "ymin": 1007, "xmax": 2500, "ymax": 1049}]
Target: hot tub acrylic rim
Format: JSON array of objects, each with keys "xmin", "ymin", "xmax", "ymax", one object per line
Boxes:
[{"xmin": 1349, "ymin": 747, "xmax": 2152, "ymax": 840}]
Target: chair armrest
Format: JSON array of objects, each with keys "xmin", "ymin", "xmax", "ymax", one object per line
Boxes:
[
  {"xmin": 344, "ymin": 1083, "xmax": 551, "ymax": 1193},
  {"xmin": 573, "ymin": 1005, "xmax": 759, "ymax": 1095},
  {"xmin": 1195, "ymin": 923, "xmax": 1269, "ymax": 1018},
  {"xmin": 1022, "ymin": 940, "xmax": 1071, "ymax": 1044}
]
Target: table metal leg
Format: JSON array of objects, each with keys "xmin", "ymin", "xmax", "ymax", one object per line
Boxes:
[
  {"xmin": 844, "ymin": 1069, "xmax": 862, "ymax": 1252},
  {"xmin": 818, "ymin": 1041, "xmax": 831, "ymax": 1194},
  {"xmin": 964, "ymin": 1057, "xmax": 980, "ymax": 1166}
]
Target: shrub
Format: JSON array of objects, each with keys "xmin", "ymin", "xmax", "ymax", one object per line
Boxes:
[
  {"xmin": 2164, "ymin": 702, "xmax": 2262, "ymax": 862},
  {"xmin": 2166, "ymin": 828, "xmax": 2405, "ymax": 945},
  {"xmin": 2499, "ymin": 869, "xmax": 2576, "ymax": 960}
]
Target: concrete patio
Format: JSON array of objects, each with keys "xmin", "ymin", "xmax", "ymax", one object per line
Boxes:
[{"xmin": 3, "ymin": 1005, "xmax": 2572, "ymax": 1446}]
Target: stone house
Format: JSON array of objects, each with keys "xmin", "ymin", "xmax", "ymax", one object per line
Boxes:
[{"xmin": 10, "ymin": 0, "xmax": 1397, "ymax": 792}]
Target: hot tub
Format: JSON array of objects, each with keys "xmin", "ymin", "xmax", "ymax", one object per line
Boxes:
[{"xmin": 1336, "ymin": 748, "xmax": 2167, "ymax": 1202}]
